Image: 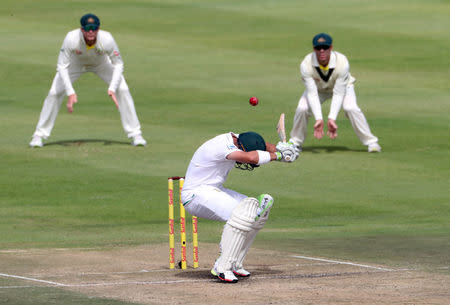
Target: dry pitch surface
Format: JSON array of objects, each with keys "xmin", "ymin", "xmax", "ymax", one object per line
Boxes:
[{"xmin": 1, "ymin": 244, "xmax": 449, "ymax": 305}]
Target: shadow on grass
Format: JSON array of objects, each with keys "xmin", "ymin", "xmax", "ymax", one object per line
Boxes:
[
  {"xmin": 303, "ymin": 145, "xmax": 365, "ymax": 153},
  {"xmin": 45, "ymin": 139, "xmax": 130, "ymax": 146}
]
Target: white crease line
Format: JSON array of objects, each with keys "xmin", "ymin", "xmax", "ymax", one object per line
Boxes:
[
  {"xmin": 0, "ymin": 285, "xmax": 36, "ymax": 289},
  {"xmin": 0, "ymin": 271, "xmax": 383, "ymax": 289},
  {"xmin": 291, "ymin": 255, "xmax": 394, "ymax": 271},
  {"xmin": 0, "ymin": 248, "xmax": 98, "ymax": 254},
  {"xmin": 0, "ymin": 273, "xmax": 67, "ymax": 287},
  {"xmin": 0, "ymin": 250, "xmax": 29, "ymax": 253},
  {"xmin": 63, "ymin": 279, "xmax": 209, "ymax": 287},
  {"xmin": 26, "ymin": 270, "xmax": 159, "ymax": 278},
  {"xmin": 26, "ymin": 268, "xmax": 212, "ymax": 278},
  {"xmin": 437, "ymin": 266, "xmax": 450, "ymax": 270}
]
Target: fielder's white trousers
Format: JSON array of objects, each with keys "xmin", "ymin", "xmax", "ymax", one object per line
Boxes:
[
  {"xmin": 181, "ymin": 185, "xmax": 247, "ymax": 222},
  {"xmin": 32, "ymin": 63, "xmax": 143, "ymax": 139},
  {"xmin": 290, "ymin": 85, "xmax": 378, "ymax": 146}
]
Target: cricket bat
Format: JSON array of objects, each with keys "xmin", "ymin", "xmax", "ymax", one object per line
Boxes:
[
  {"xmin": 276, "ymin": 113, "xmax": 293, "ymax": 161},
  {"xmin": 276, "ymin": 113, "xmax": 286, "ymax": 143}
]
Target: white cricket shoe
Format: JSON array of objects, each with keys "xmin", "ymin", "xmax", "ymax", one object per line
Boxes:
[
  {"xmin": 233, "ymin": 267, "xmax": 251, "ymax": 277},
  {"xmin": 211, "ymin": 267, "xmax": 238, "ymax": 283},
  {"xmin": 210, "ymin": 267, "xmax": 218, "ymax": 277},
  {"xmin": 29, "ymin": 136, "xmax": 43, "ymax": 148},
  {"xmin": 368, "ymin": 143, "xmax": 381, "ymax": 153},
  {"xmin": 132, "ymin": 135, "xmax": 147, "ymax": 146},
  {"xmin": 218, "ymin": 270, "xmax": 238, "ymax": 283}
]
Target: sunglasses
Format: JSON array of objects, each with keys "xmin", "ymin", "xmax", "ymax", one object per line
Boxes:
[
  {"xmin": 83, "ymin": 24, "xmax": 99, "ymax": 31},
  {"xmin": 314, "ymin": 45, "xmax": 330, "ymax": 51}
]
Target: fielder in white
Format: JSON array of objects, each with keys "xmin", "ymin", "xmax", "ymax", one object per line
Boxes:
[
  {"xmin": 181, "ymin": 132, "xmax": 297, "ymax": 283},
  {"xmin": 289, "ymin": 33, "xmax": 381, "ymax": 153},
  {"xmin": 29, "ymin": 13, "xmax": 146, "ymax": 147}
]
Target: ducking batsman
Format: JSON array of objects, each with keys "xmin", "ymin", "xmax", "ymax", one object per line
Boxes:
[{"xmin": 180, "ymin": 131, "xmax": 297, "ymax": 283}]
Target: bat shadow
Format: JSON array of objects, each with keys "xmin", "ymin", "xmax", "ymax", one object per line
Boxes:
[
  {"xmin": 303, "ymin": 145, "xmax": 366, "ymax": 153},
  {"xmin": 44, "ymin": 139, "xmax": 130, "ymax": 146}
]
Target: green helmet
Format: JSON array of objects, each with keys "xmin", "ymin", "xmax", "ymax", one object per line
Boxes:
[
  {"xmin": 237, "ymin": 132, "xmax": 266, "ymax": 152},
  {"xmin": 235, "ymin": 132, "xmax": 266, "ymax": 171}
]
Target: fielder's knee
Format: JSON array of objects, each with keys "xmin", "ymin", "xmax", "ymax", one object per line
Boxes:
[
  {"xmin": 296, "ymin": 103, "xmax": 309, "ymax": 115},
  {"xmin": 343, "ymin": 104, "xmax": 361, "ymax": 113}
]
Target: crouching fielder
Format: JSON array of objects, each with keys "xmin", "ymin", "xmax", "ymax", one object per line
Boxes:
[
  {"xmin": 181, "ymin": 132, "xmax": 296, "ymax": 283},
  {"xmin": 29, "ymin": 13, "xmax": 146, "ymax": 147}
]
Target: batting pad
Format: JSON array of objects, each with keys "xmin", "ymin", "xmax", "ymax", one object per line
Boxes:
[
  {"xmin": 215, "ymin": 197, "xmax": 259, "ymax": 273},
  {"xmin": 235, "ymin": 196, "xmax": 274, "ymax": 270}
]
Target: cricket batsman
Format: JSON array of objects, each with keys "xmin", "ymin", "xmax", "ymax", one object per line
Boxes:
[
  {"xmin": 181, "ymin": 131, "xmax": 297, "ymax": 283},
  {"xmin": 29, "ymin": 13, "xmax": 146, "ymax": 147}
]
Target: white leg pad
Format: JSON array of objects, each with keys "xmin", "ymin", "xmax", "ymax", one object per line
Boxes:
[
  {"xmin": 234, "ymin": 197, "xmax": 274, "ymax": 270},
  {"xmin": 215, "ymin": 197, "xmax": 258, "ymax": 273}
]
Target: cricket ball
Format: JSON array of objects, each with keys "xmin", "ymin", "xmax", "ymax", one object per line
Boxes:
[{"xmin": 249, "ymin": 96, "xmax": 259, "ymax": 106}]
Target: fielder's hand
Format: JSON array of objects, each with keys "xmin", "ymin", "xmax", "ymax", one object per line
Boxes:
[
  {"xmin": 327, "ymin": 119, "xmax": 338, "ymax": 139},
  {"xmin": 314, "ymin": 119, "xmax": 324, "ymax": 139},
  {"xmin": 108, "ymin": 90, "xmax": 119, "ymax": 108},
  {"xmin": 67, "ymin": 94, "xmax": 78, "ymax": 113}
]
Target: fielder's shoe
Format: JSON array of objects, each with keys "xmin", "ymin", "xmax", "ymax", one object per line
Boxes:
[
  {"xmin": 368, "ymin": 143, "xmax": 381, "ymax": 153},
  {"xmin": 256, "ymin": 194, "xmax": 274, "ymax": 220},
  {"xmin": 132, "ymin": 135, "xmax": 147, "ymax": 146},
  {"xmin": 233, "ymin": 267, "xmax": 251, "ymax": 277},
  {"xmin": 29, "ymin": 136, "xmax": 43, "ymax": 148}
]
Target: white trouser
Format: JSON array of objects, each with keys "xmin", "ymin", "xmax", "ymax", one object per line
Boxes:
[
  {"xmin": 32, "ymin": 63, "xmax": 142, "ymax": 139},
  {"xmin": 290, "ymin": 85, "xmax": 378, "ymax": 146},
  {"xmin": 181, "ymin": 185, "xmax": 247, "ymax": 222}
]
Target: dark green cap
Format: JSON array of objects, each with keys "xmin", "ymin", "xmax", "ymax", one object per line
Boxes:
[
  {"xmin": 238, "ymin": 132, "xmax": 266, "ymax": 152},
  {"xmin": 80, "ymin": 13, "xmax": 100, "ymax": 31},
  {"xmin": 312, "ymin": 33, "xmax": 332, "ymax": 47}
]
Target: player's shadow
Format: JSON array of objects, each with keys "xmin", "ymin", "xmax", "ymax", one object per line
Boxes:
[
  {"xmin": 45, "ymin": 139, "xmax": 130, "ymax": 146},
  {"xmin": 174, "ymin": 270, "xmax": 214, "ymax": 280},
  {"xmin": 303, "ymin": 145, "xmax": 365, "ymax": 153}
]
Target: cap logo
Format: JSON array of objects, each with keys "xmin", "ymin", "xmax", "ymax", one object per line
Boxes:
[
  {"xmin": 318, "ymin": 37, "xmax": 326, "ymax": 43},
  {"xmin": 87, "ymin": 17, "xmax": 95, "ymax": 24}
]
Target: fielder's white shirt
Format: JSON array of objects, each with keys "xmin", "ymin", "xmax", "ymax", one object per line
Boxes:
[
  {"xmin": 300, "ymin": 51, "xmax": 356, "ymax": 120},
  {"xmin": 182, "ymin": 133, "xmax": 240, "ymax": 192},
  {"xmin": 57, "ymin": 29, "xmax": 124, "ymax": 96}
]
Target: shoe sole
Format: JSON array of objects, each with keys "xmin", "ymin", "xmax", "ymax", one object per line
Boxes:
[{"xmin": 233, "ymin": 270, "xmax": 251, "ymax": 277}]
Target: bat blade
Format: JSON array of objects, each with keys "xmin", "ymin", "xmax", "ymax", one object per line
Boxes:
[{"xmin": 276, "ymin": 113, "xmax": 286, "ymax": 143}]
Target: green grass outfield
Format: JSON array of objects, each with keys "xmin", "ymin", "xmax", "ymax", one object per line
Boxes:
[{"xmin": 1, "ymin": 0, "xmax": 449, "ymax": 303}]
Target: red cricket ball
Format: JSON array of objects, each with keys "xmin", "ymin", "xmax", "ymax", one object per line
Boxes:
[{"xmin": 249, "ymin": 96, "xmax": 259, "ymax": 106}]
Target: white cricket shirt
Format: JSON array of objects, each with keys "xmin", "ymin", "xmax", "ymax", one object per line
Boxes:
[
  {"xmin": 182, "ymin": 133, "xmax": 240, "ymax": 192},
  {"xmin": 56, "ymin": 29, "xmax": 124, "ymax": 96},
  {"xmin": 300, "ymin": 51, "xmax": 356, "ymax": 120}
]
